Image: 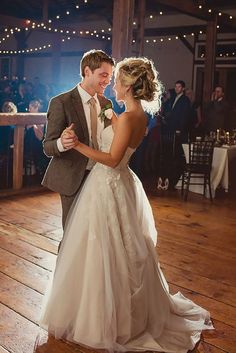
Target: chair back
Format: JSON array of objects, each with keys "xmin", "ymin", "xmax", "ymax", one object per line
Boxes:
[
  {"xmin": 188, "ymin": 140, "xmax": 214, "ymax": 171},
  {"xmin": 160, "ymin": 130, "xmax": 182, "ymax": 158}
]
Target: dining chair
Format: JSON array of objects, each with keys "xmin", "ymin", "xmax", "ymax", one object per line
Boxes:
[{"xmin": 181, "ymin": 140, "xmax": 215, "ymax": 201}]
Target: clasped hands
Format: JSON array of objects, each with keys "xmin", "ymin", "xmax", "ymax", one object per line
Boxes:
[{"xmin": 61, "ymin": 123, "xmax": 79, "ymax": 150}]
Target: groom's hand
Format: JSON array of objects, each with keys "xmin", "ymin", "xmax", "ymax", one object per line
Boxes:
[{"xmin": 61, "ymin": 123, "xmax": 78, "ymax": 149}]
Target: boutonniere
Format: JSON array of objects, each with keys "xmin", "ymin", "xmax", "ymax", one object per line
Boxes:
[{"xmin": 99, "ymin": 103, "xmax": 113, "ymax": 122}]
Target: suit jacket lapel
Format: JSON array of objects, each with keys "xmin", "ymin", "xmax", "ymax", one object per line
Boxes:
[{"xmin": 71, "ymin": 87, "xmax": 89, "ymax": 143}]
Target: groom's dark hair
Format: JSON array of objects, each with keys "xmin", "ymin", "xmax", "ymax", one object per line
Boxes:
[{"xmin": 80, "ymin": 50, "xmax": 115, "ymax": 78}]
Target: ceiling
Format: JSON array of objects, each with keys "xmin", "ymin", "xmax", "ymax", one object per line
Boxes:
[{"xmin": 0, "ymin": 0, "xmax": 235, "ymax": 23}]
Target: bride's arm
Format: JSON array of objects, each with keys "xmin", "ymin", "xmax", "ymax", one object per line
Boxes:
[{"xmin": 74, "ymin": 114, "xmax": 132, "ymax": 168}]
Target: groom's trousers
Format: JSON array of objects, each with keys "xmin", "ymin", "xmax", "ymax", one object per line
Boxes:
[{"xmin": 60, "ymin": 169, "xmax": 90, "ymax": 239}]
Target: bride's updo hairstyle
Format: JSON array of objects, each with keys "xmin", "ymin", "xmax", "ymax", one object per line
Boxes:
[{"xmin": 115, "ymin": 57, "xmax": 163, "ymax": 113}]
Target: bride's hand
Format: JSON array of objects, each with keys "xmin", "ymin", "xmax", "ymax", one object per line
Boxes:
[{"xmin": 61, "ymin": 123, "xmax": 78, "ymax": 149}]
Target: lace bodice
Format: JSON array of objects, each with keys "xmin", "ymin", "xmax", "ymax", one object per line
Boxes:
[{"xmin": 100, "ymin": 125, "xmax": 135, "ymax": 169}]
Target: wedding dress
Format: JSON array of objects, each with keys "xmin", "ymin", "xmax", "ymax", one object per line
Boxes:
[{"xmin": 40, "ymin": 125, "xmax": 213, "ymax": 353}]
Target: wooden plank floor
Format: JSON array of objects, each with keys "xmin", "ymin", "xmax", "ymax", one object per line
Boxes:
[{"xmin": 0, "ymin": 188, "xmax": 235, "ymax": 353}]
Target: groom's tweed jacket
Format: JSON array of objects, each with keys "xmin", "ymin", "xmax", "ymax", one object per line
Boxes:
[{"xmin": 42, "ymin": 86, "xmax": 112, "ymax": 196}]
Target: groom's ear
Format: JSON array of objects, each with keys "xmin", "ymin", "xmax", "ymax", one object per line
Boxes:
[{"xmin": 84, "ymin": 66, "xmax": 91, "ymax": 77}]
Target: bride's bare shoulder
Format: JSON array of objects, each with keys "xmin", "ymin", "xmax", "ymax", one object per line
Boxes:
[{"xmin": 117, "ymin": 111, "xmax": 137, "ymax": 121}]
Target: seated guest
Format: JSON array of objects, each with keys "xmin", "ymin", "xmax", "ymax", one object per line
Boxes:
[
  {"xmin": 24, "ymin": 100, "xmax": 49, "ymax": 178},
  {"xmin": 0, "ymin": 83, "xmax": 14, "ymax": 108},
  {"xmin": 2, "ymin": 101, "xmax": 17, "ymax": 114},
  {"xmin": 0, "ymin": 101, "xmax": 16, "ymax": 188},
  {"xmin": 14, "ymin": 83, "xmax": 32, "ymax": 112},
  {"xmin": 0, "ymin": 101, "xmax": 17, "ymax": 154}
]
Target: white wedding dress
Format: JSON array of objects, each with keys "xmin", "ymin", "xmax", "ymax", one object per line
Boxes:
[{"xmin": 40, "ymin": 125, "xmax": 213, "ymax": 353}]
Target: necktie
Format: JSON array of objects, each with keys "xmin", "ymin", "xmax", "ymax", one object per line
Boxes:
[{"xmin": 88, "ymin": 97, "xmax": 99, "ymax": 150}]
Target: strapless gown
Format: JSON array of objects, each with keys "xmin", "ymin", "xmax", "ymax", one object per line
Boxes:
[{"xmin": 40, "ymin": 125, "xmax": 213, "ymax": 353}]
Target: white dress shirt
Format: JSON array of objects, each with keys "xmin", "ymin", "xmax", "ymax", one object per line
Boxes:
[
  {"xmin": 172, "ymin": 92, "xmax": 183, "ymax": 109},
  {"xmin": 57, "ymin": 84, "xmax": 104, "ymax": 170}
]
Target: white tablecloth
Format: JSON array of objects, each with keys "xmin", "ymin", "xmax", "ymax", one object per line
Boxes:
[{"xmin": 177, "ymin": 144, "xmax": 236, "ymax": 198}]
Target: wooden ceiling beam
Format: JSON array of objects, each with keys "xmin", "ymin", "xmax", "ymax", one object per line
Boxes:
[
  {"xmin": 154, "ymin": 0, "xmax": 236, "ymax": 30},
  {"xmin": 143, "ymin": 25, "xmax": 206, "ymax": 37},
  {"xmin": 154, "ymin": 0, "xmax": 212, "ymax": 20},
  {"xmin": 178, "ymin": 35, "xmax": 194, "ymax": 54}
]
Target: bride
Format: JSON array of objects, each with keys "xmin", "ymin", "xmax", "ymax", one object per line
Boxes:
[{"xmin": 40, "ymin": 57, "xmax": 213, "ymax": 352}]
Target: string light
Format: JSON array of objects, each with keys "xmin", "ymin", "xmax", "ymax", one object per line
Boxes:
[
  {"xmin": 10, "ymin": 22, "xmax": 207, "ymax": 50},
  {"xmin": 2, "ymin": 8, "xmax": 235, "ymax": 54},
  {"xmin": 5, "ymin": 8, "xmax": 234, "ymax": 45},
  {"xmin": 0, "ymin": 44, "xmax": 51, "ymax": 55},
  {"xmin": 22, "ymin": 20, "xmax": 113, "ymax": 42},
  {"xmin": 0, "ymin": 27, "xmax": 20, "ymax": 44}
]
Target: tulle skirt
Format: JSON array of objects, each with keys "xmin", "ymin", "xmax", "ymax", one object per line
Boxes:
[{"xmin": 40, "ymin": 164, "xmax": 213, "ymax": 353}]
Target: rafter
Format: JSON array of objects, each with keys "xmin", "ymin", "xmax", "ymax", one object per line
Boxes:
[
  {"xmin": 179, "ymin": 35, "xmax": 194, "ymax": 54},
  {"xmin": 142, "ymin": 25, "xmax": 206, "ymax": 37},
  {"xmin": 154, "ymin": 0, "xmax": 236, "ymax": 30}
]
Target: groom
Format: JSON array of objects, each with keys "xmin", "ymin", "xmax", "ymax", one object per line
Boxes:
[{"xmin": 42, "ymin": 49, "xmax": 115, "ymax": 230}]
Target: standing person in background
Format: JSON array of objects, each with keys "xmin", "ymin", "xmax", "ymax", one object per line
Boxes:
[
  {"xmin": 165, "ymin": 80, "xmax": 191, "ymax": 141},
  {"xmin": 204, "ymin": 86, "xmax": 229, "ymax": 133},
  {"xmin": 185, "ymin": 88, "xmax": 202, "ymax": 139},
  {"xmin": 161, "ymin": 88, "xmax": 176, "ymax": 130}
]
